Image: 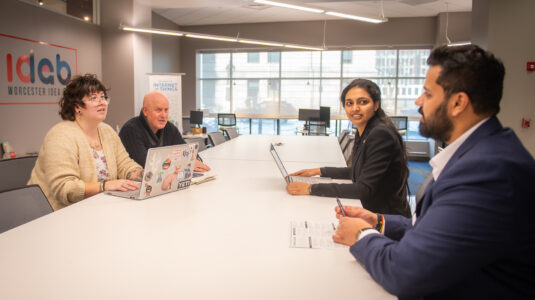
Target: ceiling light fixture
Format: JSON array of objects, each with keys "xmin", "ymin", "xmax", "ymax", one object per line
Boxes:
[
  {"xmin": 185, "ymin": 34, "xmax": 237, "ymax": 42},
  {"xmin": 254, "ymin": 0, "xmax": 324, "ymax": 14},
  {"xmin": 444, "ymin": 2, "xmax": 471, "ymax": 47},
  {"xmin": 447, "ymin": 41, "xmax": 472, "ymax": 47},
  {"xmin": 254, "ymin": 0, "xmax": 387, "ymax": 23},
  {"xmin": 325, "ymin": 11, "xmax": 385, "ymax": 24},
  {"xmin": 38, "ymin": 0, "xmax": 44, "ymax": 5},
  {"xmin": 238, "ymin": 39, "xmax": 284, "ymax": 47},
  {"xmin": 121, "ymin": 26, "xmax": 184, "ymax": 36},
  {"xmin": 119, "ymin": 25, "xmax": 324, "ymax": 51}
]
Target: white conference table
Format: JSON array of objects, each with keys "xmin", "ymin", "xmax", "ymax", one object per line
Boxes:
[
  {"xmin": 200, "ymin": 134, "xmax": 346, "ymax": 164},
  {"xmin": 0, "ymin": 135, "xmax": 394, "ymax": 300}
]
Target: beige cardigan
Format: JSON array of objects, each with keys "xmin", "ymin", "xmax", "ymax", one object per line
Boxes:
[{"xmin": 29, "ymin": 121, "xmax": 141, "ymax": 210}]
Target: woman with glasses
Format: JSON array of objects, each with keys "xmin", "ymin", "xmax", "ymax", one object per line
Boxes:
[
  {"xmin": 29, "ymin": 74, "xmax": 143, "ymax": 210},
  {"xmin": 286, "ymin": 79, "xmax": 411, "ymax": 217}
]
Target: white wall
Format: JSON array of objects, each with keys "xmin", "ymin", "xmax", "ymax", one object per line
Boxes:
[
  {"xmin": 0, "ymin": 0, "xmax": 101, "ymax": 154},
  {"xmin": 473, "ymin": 0, "xmax": 535, "ymax": 155},
  {"xmin": 132, "ymin": 1, "xmax": 152, "ymax": 115},
  {"xmin": 152, "ymin": 12, "xmax": 181, "ymax": 73}
]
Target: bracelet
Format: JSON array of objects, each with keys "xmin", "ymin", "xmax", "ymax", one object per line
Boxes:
[
  {"xmin": 102, "ymin": 180, "xmax": 107, "ymax": 192},
  {"xmin": 99, "ymin": 181, "xmax": 103, "ymax": 192},
  {"xmin": 375, "ymin": 213, "xmax": 384, "ymax": 233}
]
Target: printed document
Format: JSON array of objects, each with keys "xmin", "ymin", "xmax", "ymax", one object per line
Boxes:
[{"xmin": 290, "ymin": 221, "xmax": 346, "ymax": 249}]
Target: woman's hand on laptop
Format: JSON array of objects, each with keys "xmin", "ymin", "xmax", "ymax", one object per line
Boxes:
[
  {"xmin": 288, "ymin": 168, "xmax": 321, "ymax": 177},
  {"xmin": 286, "ymin": 182, "xmax": 311, "ymax": 195},
  {"xmin": 194, "ymin": 160, "xmax": 211, "ymax": 172},
  {"xmin": 106, "ymin": 180, "xmax": 140, "ymax": 192}
]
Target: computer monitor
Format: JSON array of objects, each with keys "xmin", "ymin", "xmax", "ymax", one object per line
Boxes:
[
  {"xmin": 298, "ymin": 109, "xmax": 319, "ymax": 121},
  {"xmin": 319, "ymin": 106, "xmax": 330, "ymax": 127},
  {"xmin": 190, "ymin": 111, "xmax": 203, "ymax": 126}
]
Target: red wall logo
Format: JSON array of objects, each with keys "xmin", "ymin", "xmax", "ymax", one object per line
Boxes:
[
  {"xmin": 6, "ymin": 53, "xmax": 71, "ymax": 85},
  {"xmin": 0, "ymin": 33, "xmax": 77, "ymax": 105}
]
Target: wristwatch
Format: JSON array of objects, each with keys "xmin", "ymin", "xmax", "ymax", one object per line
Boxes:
[{"xmin": 357, "ymin": 227, "xmax": 375, "ymax": 240}]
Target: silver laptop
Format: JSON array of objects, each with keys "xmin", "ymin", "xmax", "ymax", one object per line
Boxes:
[
  {"xmin": 269, "ymin": 143, "xmax": 332, "ymax": 184},
  {"xmin": 108, "ymin": 144, "xmax": 199, "ymax": 200}
]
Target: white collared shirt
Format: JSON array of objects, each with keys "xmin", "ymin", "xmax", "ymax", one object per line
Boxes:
[{"xmin": 429, "ymin": 117, "xmax": 489, "ymax": 181}]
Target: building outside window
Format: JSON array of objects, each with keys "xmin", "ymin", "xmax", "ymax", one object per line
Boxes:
[{"xmin": 197, "ymin": 48, "xmax": 431, "ymax": 139}]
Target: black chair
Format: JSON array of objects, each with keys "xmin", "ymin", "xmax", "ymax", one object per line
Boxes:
[
  {"xmin": 217, "ymin": 113, "xmax": 236, "ymax": 127},
  {"xmin": 343, "ymin": 136, "xmax": 355, "ymax": 165},
  {"xmin": 340, "ymin": 134, "xmax": 353, "ymax": 153},
  {"xmin": 308, "ymin": 121, "xmax": 327, "ymax": 136},
  {"xmin": 208, "ymin": 132, "xmax": 226, "ymax": 146},
  {"xmin": 0, "ymin": 155, "xmax": 38, "ymax": 192},
  {"xmin": 391, "ymin": 116, "xmax": 408, "ymax": 139},
  {"xmin": 338, "ymin": 130, "xmax": 350, "ymax": 144},
  {"xmin": 0, "ymin": 184, "xmax": 53, "ymax": 234},
  {"xmin": 224, "ymin": 127, "xmax": 239, "ymax": 139}
]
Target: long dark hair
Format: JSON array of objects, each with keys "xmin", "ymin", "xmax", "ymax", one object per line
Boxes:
[{"xmin": 340, "ymin": 78, "xmax": 410, "ymax": 196}]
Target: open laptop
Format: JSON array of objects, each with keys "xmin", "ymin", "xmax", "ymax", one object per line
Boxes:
[
  {"xmin": 269, "ymin": 143, "xmax": 332, "ymax": 184},
  {"xmin": 108, "ymin": 143, "xmax": 198, "ymax": 200}
]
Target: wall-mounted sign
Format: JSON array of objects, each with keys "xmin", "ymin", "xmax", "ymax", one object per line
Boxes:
[
  {"xmin": 0, "ymin": 33, "xmax": 77, "ymax": 105},
  {"xmin": 148, "ymin": 73, "xmax": 184, "ymax": 132}
]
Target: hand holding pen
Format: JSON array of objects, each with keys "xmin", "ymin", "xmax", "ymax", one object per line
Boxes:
[
  {"xmin": 336, "ymin": 197, "xmax": 346, "ymax": 217},
  {"xmin": 334, "ymin": 202, "xmax": 379, "ymax": 228}
]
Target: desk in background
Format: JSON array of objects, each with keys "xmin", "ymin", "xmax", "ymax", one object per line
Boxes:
[{"xmin": 0, "ymin": 135, "xmax": 394, "ymax": 300}]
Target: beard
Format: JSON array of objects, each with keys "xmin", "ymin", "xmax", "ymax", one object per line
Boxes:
[{"xmin": 418, "ymin": 100, "xmax": 453, "ymax": 143}]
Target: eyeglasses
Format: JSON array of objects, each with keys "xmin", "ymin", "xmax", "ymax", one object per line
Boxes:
[{"xmin": 87, "ymin": 94, "xmax": 110, "ymax": 104}]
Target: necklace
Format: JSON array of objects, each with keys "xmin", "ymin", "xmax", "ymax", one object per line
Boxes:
[
  {"xmin": 90, "ymin": 142, "xmax": 102, "ymax": 150},
  {"xmin": 75, "ymin": 119, "xmax": 102, "ymax": 150}
]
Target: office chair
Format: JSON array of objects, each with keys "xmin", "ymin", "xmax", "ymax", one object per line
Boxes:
[
  {"xmin": 338, "ymin": 130, "xmax": 349, "ymax": 144},
  {"xmin": 0, "ymin": 155, "xmax": 38, "ymax": 192},
  {"xmin": 208, "ymin": 132, "xmax": 226, "ymax": 146},
  {"xmin": 308, "ymin": 121, "xmax": 327, "ymax": 136},
  {"xmin": 224, "ymin": 127, "xmax": 239, "ymax": 139},
  {"xmin": 217, "ymin": 113, "xmax": 237, "ymax": 127},
  {"xmin": 0, "ymin": 184, "xmax": 53, "ymax": 234},
  {"xmin": 390, "ymin": 116, "xmax": 408, "ymax": 139},
  {"xmin": 340, "ymin": 134, "xmax": 353, "ymax": 154},
  {"xmin": 343, "ymin": 136, "xmax": 355, "ymax": 166}
]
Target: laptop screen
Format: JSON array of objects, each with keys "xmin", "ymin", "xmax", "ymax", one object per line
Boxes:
[{"xmin": 270, "ymin": 144, "xmax": 291, "ymax": 184}]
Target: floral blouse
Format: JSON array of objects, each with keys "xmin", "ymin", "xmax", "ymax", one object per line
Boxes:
[{"xmin": 91, "ymin": 148, "xmax": 111, "ymax": 181}]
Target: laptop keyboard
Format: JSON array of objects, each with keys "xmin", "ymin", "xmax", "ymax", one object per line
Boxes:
[{"xmin": 290, "ymin": 176, "xmax": 332, "ymax": 184}]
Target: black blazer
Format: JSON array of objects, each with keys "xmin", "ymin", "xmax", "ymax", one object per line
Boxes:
[{"xmin": 311, "ymin": 116, "xmax": 410, "ymax": 217}]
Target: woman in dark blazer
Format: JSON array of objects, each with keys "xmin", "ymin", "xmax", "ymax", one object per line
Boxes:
[{"xmin": 286, "ymin": 79, "xmax": 411, "ymax": 217}]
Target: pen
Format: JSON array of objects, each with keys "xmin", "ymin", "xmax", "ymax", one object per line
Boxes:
[{"xmin": 336, "ymin": 197, "xmax": 346, "ymax": 217}]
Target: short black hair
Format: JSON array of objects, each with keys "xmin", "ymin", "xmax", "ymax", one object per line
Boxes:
[
  {"xmin": 59, "ymin": 74, "xmax": 108, "ymax": 121},
  {"xmin": 427, "ymin": 45, "xmax": 505, "ymax": 115}
]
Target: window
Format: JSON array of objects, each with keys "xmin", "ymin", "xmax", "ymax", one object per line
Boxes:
[
  {"xmin": 247, "ymin": 52, "xmax": 260, "ymax": 63},
  {"xmin": 197, "ymin": 48, "xmax": 431, "ymax": 138},
  {"xmin": 22, "ymin": 0, "xmax": 101, "ymax": 24},
  {"xmin": 268, "ymin": 52, "xmax": 280, "ymax": 63},
  {"xmin": 342, "ymin": 51, "xmax": 352, "ymax": 63}
]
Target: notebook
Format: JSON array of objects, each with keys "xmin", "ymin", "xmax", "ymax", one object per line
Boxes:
[
  {"xmin": 269, "ymin": 143, "xmax": 332, "ymax": 184},
  {"xmin": 107, "ymin": 143, "xmax": 198, "ymax": 200}
]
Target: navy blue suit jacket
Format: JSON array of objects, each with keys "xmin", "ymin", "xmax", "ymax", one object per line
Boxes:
[{"xmin": 350, "ymin": 117, "xmax": 535, "ymax": 299}]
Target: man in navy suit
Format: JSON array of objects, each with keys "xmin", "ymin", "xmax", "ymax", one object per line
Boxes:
[{"xmin": 333, "ymin": 45, "xmax": 535, "ymax": 299}]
